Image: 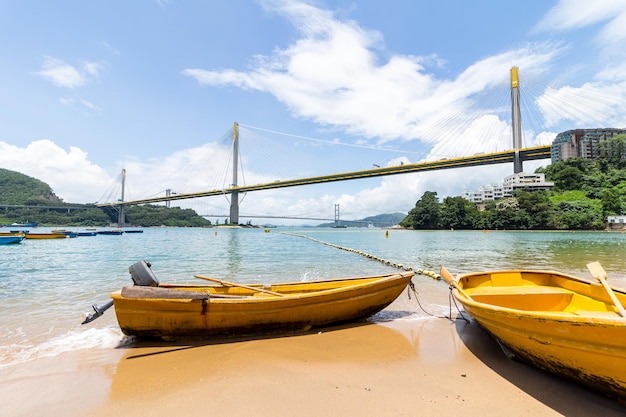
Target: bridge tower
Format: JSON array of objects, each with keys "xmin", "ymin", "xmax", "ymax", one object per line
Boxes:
[
  {"xmin": 229, "ymin": 122, "xmax": 240, "ymax": 224},
  {"xmin": 511, "ymin": 67, "xmax": 523, "ymax": 173},
  {"xmin": 117, "ymin": 169, "xmax": 126, "ymax": 227}
]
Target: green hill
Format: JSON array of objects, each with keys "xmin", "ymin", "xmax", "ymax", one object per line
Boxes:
[
  {"xmin": 0, "ymin": 168, "xmax": 62, "ymax": 205},
  {"xmin": 0, "ymin": 168, "xmax": 211, "ymax": 227}
]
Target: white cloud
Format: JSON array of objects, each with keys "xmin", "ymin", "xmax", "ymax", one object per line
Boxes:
[
  {"xmin": 536, "ymin": 82, "xmax": 626, "ymax": 127},
  {"xmin": 34, "ymin": 56, "xmax": 105, "ymax": 88},
  {"xmin": 0, "ymin": 140, "xmax": 112, "ymax": 203},
  {"xmin": 182, "ymin": 1, "xmax": 563, "ymax": 160},
  {"xmin": 533, "ymin": 0, "xmax": 626, "ymax": 38},
  {"xmin": 59, "ymin": 96, "xmax": 102, "ymax": 111},
  {"xmin": 113, "ymin": 142, "xmax": 238, "ymax": 202}
]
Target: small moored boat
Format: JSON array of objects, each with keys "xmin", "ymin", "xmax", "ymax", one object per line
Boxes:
[
  {"xmin": 440, "ymin": 264, "xmax": 626, "ymax": 403},
  {"xmin": 97, "ymin": 229, "xmax": 124, "ymax": 235},
  {"xmin": 52, "ymin": 230, "xmax": 78, "ymax": 238},
  {"xmin": 84, "ymin": 261, "xmax": 414, "ymax": 340},
  {"xmin": 24, "ymin": 232, "xmax": 67, "ymax": 239},
  {"xmin": 0, "ymin": 233, "xmax": 25, "ymax": 244}
]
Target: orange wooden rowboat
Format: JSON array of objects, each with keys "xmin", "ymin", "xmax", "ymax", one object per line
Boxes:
[
  {"xmin": 441, "ymin": 265, "xmax": 626, "ymax": 403},
  {"xmin": 104, "ymin": 261, "xmax": 414, "ymax": 340}
]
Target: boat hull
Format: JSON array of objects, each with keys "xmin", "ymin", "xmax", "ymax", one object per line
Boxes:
[
  {"xmin": 0, "ymin": 234, "xmax": 25, "ymax": 244},
  {"xmin": 111, "ymin": 272, "xmax": 414, "ymax": 339},
  {"xmin": 24, "ymin": 233, "xmax": 67, "ymax": 239},
  {"xmin": 449, "ymin": 270, "xmax": 626, "ymax": 402},
  {"xmin": 97, "ymin": 230, "xmax": 124, "ymax": 235}
]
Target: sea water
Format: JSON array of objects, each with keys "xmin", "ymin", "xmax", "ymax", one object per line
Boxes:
[{"xmin": 1, "ymin": 227, "xmax": 625, "ymax": 368}]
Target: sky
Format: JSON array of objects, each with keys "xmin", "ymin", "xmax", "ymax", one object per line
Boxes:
[{"xmin": 1, "ymin": 0, "xmax": 626, "ymax": 225}]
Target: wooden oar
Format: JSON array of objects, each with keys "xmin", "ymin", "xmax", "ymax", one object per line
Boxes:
[
  {"xmin": 586, "ymin": 261, "xmax": 626, "ymax": 318},
  {"xmin": 194, "ymin": 275, "xmax": 286, "ymax": 297},
  {"xmin": 440, "ymin": 267, "xmax": 473, "ymax": 300}
]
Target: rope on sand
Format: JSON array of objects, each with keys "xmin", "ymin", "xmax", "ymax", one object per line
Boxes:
[{"xmin": 281, "ymin": 232, "xmax": 441, "ymax": 280}]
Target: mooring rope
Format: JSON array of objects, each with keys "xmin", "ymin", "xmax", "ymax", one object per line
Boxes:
[
  {"xmin": 281, "ymin": 231, "xmax": 452, "ymax": 317},
  {"xmin": 282, "ymin": 231, "xmax": 439, "ymax": 274},
  {"xmin": 448, "ymin": 290, "xmax": 470, "ymax": 322},
  {"xmin": 280, "ymin": 232, "xmax": 474, "ymax": 323}
]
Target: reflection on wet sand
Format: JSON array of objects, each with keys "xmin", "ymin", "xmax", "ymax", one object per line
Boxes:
[{"xmin": 106, "ymin": 320, "xmax": 419, "ymax": 401}]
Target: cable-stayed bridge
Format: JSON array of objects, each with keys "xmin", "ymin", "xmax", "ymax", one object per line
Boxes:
[
  {"xmin": 98, "ymin": 67, "xmax": 552, "ymax": 225},
  {"xmin": 108, "ymin": 146, "xmax": 550, "ymax": 205}
]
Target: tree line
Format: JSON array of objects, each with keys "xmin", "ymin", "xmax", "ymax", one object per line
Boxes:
[{"xmin": 400, "ymin": 142, "xmax": 626, "ymax": 231}]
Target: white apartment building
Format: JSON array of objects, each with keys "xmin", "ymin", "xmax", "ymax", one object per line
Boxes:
[
  {"xmin": 462, "ymin": 183, "xmax": 505, "ymax": 203},
  {"xmin": 463, "ymin": 173, "xmax": 554, "ymax": 203},
  {"xmin": 607, "ymin": 216, "xmax": 626, "ymax": 230}
]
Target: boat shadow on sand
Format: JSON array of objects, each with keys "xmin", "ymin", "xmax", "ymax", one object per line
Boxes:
[
  {"xmin": 105, "ymin": 316, "xmax": 419, "ymax": 401},
  {"xmin": 113, "ymin": 310, "xmax": 417, "ymax": 358},
  {"xmin": 452, "ymin": 315, "xmax": 625, "ymax": 415}
]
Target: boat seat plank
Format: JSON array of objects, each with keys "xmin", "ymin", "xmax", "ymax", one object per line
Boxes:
[
  {"xmin": 572, "ymin": 311, "xmax": 621, "ymax": 317},
  {"xmin": 467, "ymin": 285, "xmax": 571, "ymax": 296},
  {"xmin": 121, "ymin": 286, "xmax": 245, "ymax": 299}
]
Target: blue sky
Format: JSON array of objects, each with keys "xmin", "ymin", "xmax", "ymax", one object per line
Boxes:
[{"xmin": 1, "ymin": 0, "xmax": 626, "ymax": 224}]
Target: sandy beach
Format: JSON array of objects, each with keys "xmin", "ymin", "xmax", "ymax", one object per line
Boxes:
[{"xmin": 2, "ymin": 292, "xmax": 624, "ymax": 417}]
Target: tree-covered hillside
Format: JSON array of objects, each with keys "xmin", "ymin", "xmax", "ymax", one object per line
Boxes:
[
  {"xmin": 0, "ymin": 168, "xmax": 211, "ymax": 227},
  {"xmin": 401, "ymin": 153, "xmax": 626, "ymax": 231},
  {"xmin": 0, "ymin": 168, "xmax": 62, "ymax": 205}
]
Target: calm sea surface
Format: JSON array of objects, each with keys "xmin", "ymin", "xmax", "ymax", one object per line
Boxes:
[{"xmin": 1, "ymin": 226, "xmax": 625, "ymax": 368}]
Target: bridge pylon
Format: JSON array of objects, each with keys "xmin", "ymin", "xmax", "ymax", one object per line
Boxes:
[
  {"xmin": 229, "ymin": 122, "xmax": 240, "ymax": 224},
  {"xmin": 511, "ymin": 67, "xmax": 523, "ymax": 173}
]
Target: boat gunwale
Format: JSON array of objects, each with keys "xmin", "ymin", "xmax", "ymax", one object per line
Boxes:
[
  {"xmin": 451, "ymin": 269, "xmax": 626, "ymax": 325},
  {"xmin": 112, "ymin": 271, "xmax": 415, "ymax": 304}
]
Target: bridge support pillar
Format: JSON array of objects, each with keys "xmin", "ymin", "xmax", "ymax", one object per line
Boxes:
[
  {"xmin": 230, "ymin": 191, "xmax": 239, "ymax": 225},
  {"xmin": 511, "ymin": 67, "xmax": 523, "ymax": 173},
  {"xmin": 230, "ymin": 122, "xmax": 240, "ymax": 225}
]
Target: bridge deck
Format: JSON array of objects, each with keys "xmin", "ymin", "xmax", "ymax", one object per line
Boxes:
[{"xmin": 98, "ymin": 145, "xmax": 551, "ymax": 207}]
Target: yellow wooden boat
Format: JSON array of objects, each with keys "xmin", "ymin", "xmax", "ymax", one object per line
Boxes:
[
  {"xmin": 24, "ymin": 232, "xmax": 67, "ymax": 239},
  {"xmin": 440, "ymin": 265, "xmax": 626, "ymax": 403},
  {"xmin": 103, "ymin": 261, "xmax": 414, "ymax": 340}
]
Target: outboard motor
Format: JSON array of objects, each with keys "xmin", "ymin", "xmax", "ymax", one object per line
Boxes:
[
  {"xmin": 82, "ymin": 260, "xmax": 160, "ymax": 325},
  {"xmin": 129, "ymin": 260, "xmax": 160, "ymax": 287}
]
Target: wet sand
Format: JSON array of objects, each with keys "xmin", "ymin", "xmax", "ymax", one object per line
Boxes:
[{"xmin": 2, "ymin": 299, "xmax": 625, "ymax": 417}]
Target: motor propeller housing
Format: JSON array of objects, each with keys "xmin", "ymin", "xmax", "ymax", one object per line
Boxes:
[{"xmin": 129, "ymin": 260, "xmax": 160, "ymax": 287}]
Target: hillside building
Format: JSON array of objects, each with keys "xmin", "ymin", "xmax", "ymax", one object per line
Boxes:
[
  {"xmin": 463, "ymin": 173, "xmax": 553, "ymax": 203},
  {"xmin": 607, "ymin": 216, "xmax": 626, "ymax": 230},
  {"xmin": 551, "ymin": 128, "xmax": 626, "ymax": 163}
]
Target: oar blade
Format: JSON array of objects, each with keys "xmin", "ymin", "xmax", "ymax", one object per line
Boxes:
[
  {"xmin": 440, "ymin": 267, "xmax": 456, "ymax": 285},
  {"xmin": 586, "ymin": 261, "xmax": 607, "ymax": 280},
  {"xmin": 587, "ymin": 261, "xmax": 626, "ymax": 318}
]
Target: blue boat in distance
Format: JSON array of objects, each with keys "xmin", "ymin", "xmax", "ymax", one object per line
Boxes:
[
  {"xmin": 1, "ymin": 222, "xmax": 38, "ymax": 227},
  {"xmin": 97, "ymin": 229, "xmax": 124, "ymax": 235},
  {"xmin": 0, "ymin": 233, "xmax": 26, "ymax": 244},
  {"xmin": 77, "ymin": 231, "xmax": 97, "ymax": 237}
]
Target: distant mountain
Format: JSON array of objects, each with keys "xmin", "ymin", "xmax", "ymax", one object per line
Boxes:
[{"xmin": 317, "ymin": 212, "xmax": 406, "ymax": 228}]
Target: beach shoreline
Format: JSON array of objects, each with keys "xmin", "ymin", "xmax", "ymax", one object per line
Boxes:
[{"xmin": 2, "ymin": 296, "xmax": 624, "ymax": 417}]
